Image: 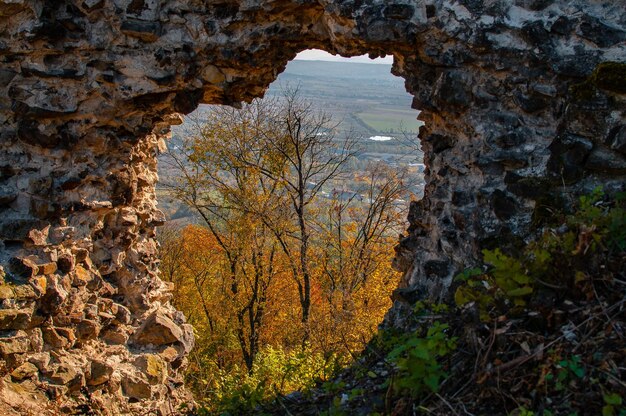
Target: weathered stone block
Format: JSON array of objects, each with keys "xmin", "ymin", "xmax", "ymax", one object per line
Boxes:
[
  {"xmin": 0, "ymin": 308, "xmax": 32, "ymax": 330},
  {"xmin": 49, "ymin": 364, "xmax": 84, "ymax": 392},
  {"xmin": 114, "ymin": 303, "xmax": 131, "ymax": 325},
  {"xmin": 8, "ymin": 257, "xmax": 38, "ymax": 279},
  {"xmin": 134, "ymin": 354, "xmax": 166, "ymax": 384},
  {"xmin": 0, "ymin": 330, "xmax": 31, "ymax": 355},
  {"xmin": 606, "ymin": 125, "xmax": 626, "ymax": 155},
  {"xmin": 101, "ymin": 326, "xmax": 130, "ymax": 345},
  {"xmin": 39, "ymin": 275, "xmax": 69, "ymax": 315},
  {"xmin": 491, "ymin": 190, "xmax": 519, "ymax": 221},
  {"xmin": 42, "ymin": 326, "xmax": 73, "ymax": 349},
  {"xmin": 11, "ymin": 362, "xmax": 38, "ymax": 381},
  {"xmin": 88, "ymin": 360, "xmax": 113, "ymax": 386},
  {"xmin": 56, "ymin": 254, "xmax": 75, "ymax": 274},
  {"xmin": 28, "ymin": 352, "xmax": 51, "ymax": 373},
  {"xmin": 585, "ymin": 146, "xmax": 626, "ymax": 175},
  {"xmin": 122, "ymin": 375, "xmax": 152, "ymax": 399},
  {"xmin": 132, "ymin": 311, "xmax": 183, "ymax": 346},
  {"xmin": 121, "ymin": 19, "xmax": 162, "ymax": 42},
  {"xmin": 76, "ymin": 319, "xmax": 101, "ymax": 340},
  {"xmin": 0, "ymin": 285, "xmax": 14, "ymax": 299},
  {"xmin": 71, "ymin": 265, "xmax": 91, "ymax": 287},
  {"xmin": 37, "ymin": 262, "xmax": 57, "ymax": 276},
  {"xmin": 0, "ymin": 184, "xmax": 17, "ymax": 206}
]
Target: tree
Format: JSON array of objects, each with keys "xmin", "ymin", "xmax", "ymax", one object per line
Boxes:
[
  {"xmin": 167, "ymin": 87, "xmax": 357, "ymax": 328},
  {"xmin": 240, "ymin": 87, "xmax": 358, "ymax": 327},
  {"xmin": 162, "ymin": 100, "xmax": 286, "ymax": 371},
  {"xmin": 320, "ymin": 162, "xmax": 409, "ymax": 295},
  {"xmin": 309, "ymin": 162, "xmax": 408, "ymax": 356},
  {"xmin": 159, "ymin": 87, "xmax": 406, "ymax": 409}
]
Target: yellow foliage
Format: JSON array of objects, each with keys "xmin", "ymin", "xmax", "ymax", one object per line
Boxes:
[{"xmin": 159, "ymin": 91, "xmax": 407, "ymax": 409}]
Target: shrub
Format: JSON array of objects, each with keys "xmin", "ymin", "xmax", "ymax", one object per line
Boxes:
[
  {"xmin": 455, "ymin": 187, "xmax": 626, "ymax": 321},
  {"xmin": 199, "ymin": 346, "xmax": 344, "ymax": 414},
  {"xmin": 386, "ymin": 322, "xmax": 457, "ymax": 396}
]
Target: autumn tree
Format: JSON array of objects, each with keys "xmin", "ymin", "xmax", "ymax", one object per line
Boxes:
[
  {"xmin": 306, "ymin": 162, "xmax": 408, "ymax": 356},
  {"xmin": 168, "ymin": 88, "xmax": 357, "ymax": 327},
  {"xmin": 159, "ymin": 88, "xmax": 407, "ymax": 410},
  {"xmin": 162, "ymin": 100, "xmax": 287, "ymax": 371},
  {"xmin": 320, "ymin": 162, "xmax": 409, "ymax": 294},
  {"xmin": 240, "ymin": 87, "xmax": 357, "ymax": 326}
]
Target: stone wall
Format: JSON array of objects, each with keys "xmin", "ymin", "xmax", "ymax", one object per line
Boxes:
[{"xmin": 0, "ymin": 0, "xmax": 624, "ymax": 413}]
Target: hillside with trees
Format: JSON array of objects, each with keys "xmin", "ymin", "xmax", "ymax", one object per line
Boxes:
[{"xmin": 158, "ymin": 88, "xmax": 412, "ymax": 412}]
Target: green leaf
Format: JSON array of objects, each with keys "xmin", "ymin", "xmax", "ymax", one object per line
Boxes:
[
  {"xmin": 424, "ymin": 374, "xmax": 440, "ymax": 392},
  {"xmin": 572, "ymin": 366, "xmax": 585, "ymax": 378},
  {"xmin": 454, "ymin": 286, "xmax": 474, "ymax": 306},
  {"xmin": 506, "ymin": 286, "xmax": 533, "ymax": 297},
  {"xmin": 454, "ymin": 267, "xmax": 483, "ymax": 282},
  {"xmin": 604, "ymin": 393, "xmax": 623, "ymax": 406},
  {"xmin": 603, "ymin": 405, "xmax": 615, "ymax": 416}
]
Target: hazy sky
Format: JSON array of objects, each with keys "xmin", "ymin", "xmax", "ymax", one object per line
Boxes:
[{"xmin": 295, "ymin": 49, "xmax": 393, "ymax": 64}]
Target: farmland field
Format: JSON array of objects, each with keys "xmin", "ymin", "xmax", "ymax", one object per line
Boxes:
[
  {"xmin": 266, "ymin": 60, "xmax": 422, "ymax": 138},
  {"xmin": 355, "ymin": 107, "xmax": 424, "ymax": 133}
]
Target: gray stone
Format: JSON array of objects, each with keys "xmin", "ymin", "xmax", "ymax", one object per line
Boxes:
[
  {"xmin": 579, "ymin": 15, "xmax": 626, "ymax": 48},
  {"xmin": 121, "ymin": 19, "xmax": 162, "ymax": 42},
  {"xmin": 132, "ymin": 311, "xmax": 184, "ymax": 346},
  {"xmin": 606, "ymin": 125, "xmax": 626, "ymax": 156},
  {"xmin": 0, "ymin": 184, "xmax": 17, "ymax": 206},
  {"xmin": 491, "ymin": 190, "xmax": 519, "ymax": 221},
  {"xmin": 585, "ymin": 146, "xmax": 626, "ymax": 175}
]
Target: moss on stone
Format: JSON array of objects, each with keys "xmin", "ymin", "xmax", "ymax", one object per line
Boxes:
[
  {"xmin": 0, "ymin": 284, "xmax": 13, "ymax": 299},
  {"xmin": 145, "ymin": 355, "xmax": 165, "ymax": 378},
  {"xmin": 570, "ymin": 80, "xmax": 597, "ymax": 102},
  {"xmin": 594, "ymin": 62, "xmax": 626, "ymax": 94},
  {"xmin": 12, "ymin": 284, "xmax": 37, "ymax": 300},
  {"xmin": 135, "ymin": 354, "xmax": 166, "ymax": 384},
  {"xmin": 570, "ymin": 61, "xmax": 626, "ymax": 100}
]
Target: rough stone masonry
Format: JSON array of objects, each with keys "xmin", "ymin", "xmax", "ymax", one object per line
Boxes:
[{"xmin": 0, "ymin": 0, "xmax": 624, "ymax": 414}]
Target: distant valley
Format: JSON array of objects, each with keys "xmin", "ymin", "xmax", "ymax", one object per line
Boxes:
[{"xmin": 160, "ymin": 59, "xmax": 425, "ymax": 222}]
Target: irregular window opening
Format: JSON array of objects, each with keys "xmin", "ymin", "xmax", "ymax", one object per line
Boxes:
[{"xmin": 157, "ymin": 50, "xmax": 424, "ymax": 411}]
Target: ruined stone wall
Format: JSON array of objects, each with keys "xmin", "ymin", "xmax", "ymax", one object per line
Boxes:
[{"xmin": 0, "ymin": 0, "xmax": 624, "ymax": 413}]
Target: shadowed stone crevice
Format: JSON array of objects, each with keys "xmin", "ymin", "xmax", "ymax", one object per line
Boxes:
[{"xmin": 0, "ymin": 0, "xmax": 624, "ymax": 414}]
